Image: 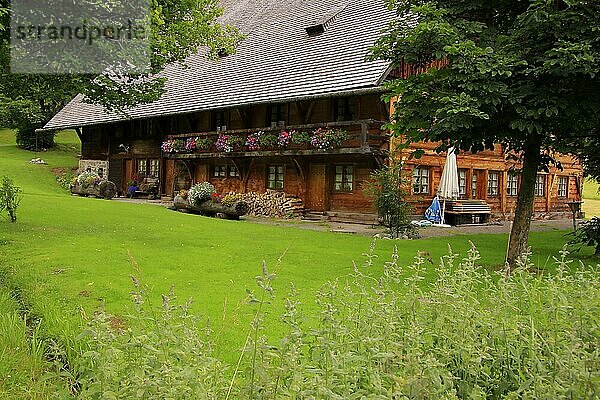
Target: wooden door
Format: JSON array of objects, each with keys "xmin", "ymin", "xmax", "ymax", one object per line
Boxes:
[
  {"xmin": 123, "ymin": 159, "xmax": 133, "ymax": 193},
  {"xmin": 471, "ymin": 169, "xmax": 485, "ymax": 199},
  {"xmin": 306, "ymin": 164, "xmax": 326, "ymax": 212},
  {"xmin": 108, "ymin": 158, "xmax": 123, "ymax": 195}
]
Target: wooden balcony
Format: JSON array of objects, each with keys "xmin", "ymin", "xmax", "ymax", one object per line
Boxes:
[{"xmin": 162, "ymin": 120, "xmax": 389, "ymax": 159}]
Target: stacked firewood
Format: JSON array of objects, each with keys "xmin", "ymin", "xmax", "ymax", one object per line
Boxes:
[{"xmin": 226, "ymin": 190, "xmax": 304, "ymax": 218}]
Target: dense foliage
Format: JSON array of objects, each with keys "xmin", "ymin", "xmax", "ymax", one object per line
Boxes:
[
  {"xmin": 0, "ymin": 175, "xmax": 21, "ymax": 222},
  {"xmin": 370, "ymin": 0, "xmax": 600, "ymax": 266},
  {"xmin": 0, "ymin": 0, "xmax": 241, "ymax": 149},
  {"xmin": 77, "ymin": 245, "xmax": 599, "ymax": 399},
  {"xmin": 366, "ymin": 163, "xmax": 417, "ymax": 239},
  {"xmin": 569, "ymin": 217, "xmax": 600, "ymax": 256},
  {"xmin": 575, "ymin": 131, "xmax": 600, "ymax": 184}
]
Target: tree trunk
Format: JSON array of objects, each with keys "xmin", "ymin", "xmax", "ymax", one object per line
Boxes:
[
  {"xmin": 173, "ymin": 196, "xmax": 249, "ymax": 219},
  {"xmin": 506, "ymin": 134, "xmax": 542, "ymax": 270}
]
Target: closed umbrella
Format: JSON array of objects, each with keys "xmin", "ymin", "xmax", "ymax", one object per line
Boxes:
[{"xmin": 437, "ymin": 147, "xmax": 459, "ymax": 225}]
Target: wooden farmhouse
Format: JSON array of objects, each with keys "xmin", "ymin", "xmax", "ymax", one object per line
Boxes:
[{"xmin": 43, "ymin": 0, "xmax": 583, "ymax": 221}]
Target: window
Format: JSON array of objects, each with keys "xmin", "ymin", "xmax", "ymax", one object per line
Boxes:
[
  {"xmin": 214, "ymin": 111, "xmax": 227, "ymax": 131},
  {"xmin": 507, "ymin": 174, "xmax": 518, "ymax": 196},
  {"xmin": 472, "ymin": 172, "xmax": 478, "ymax": 198},
  {"xmin": 334, "ymin": 165, "xmax": 354, "ymax": 192},
  {"xmin": 267, "ymin": 166, "xmax": 284, "ymax": 190},
  {"xmin": 412, "ymin": 167, "xmax": 430, "ymax": 194},
  {"xmin": 137, "ymin": 159, "xmax": 148, "ymax": 175},
  {"xmin": 558, "ymin": 176, "xmax": 569, "ymax": 198},
  {"xmin": 458, "ymin": 169, "xmax": 467, "ymax": 197},
  {"xmin": 149, "ymin": 160, "xmax": 160, "ymax": 178},
  {"xmin": 487, "ymin": 171, "xmax": 499, "ymax": 196},
  {"xmin": 269, "ymin": 104, "xmax": 286, "ymax": 128},
  {"xmin": 535, "ymin": 175, "xmax": 546, "ymax": 197},
  {"xmin": 136, "ymin": 159, "xmax": 159, "ymax": 178},
  {"xmin": 333, "ymin": 98, "xmax": 356, "ymax": 122},
  {"xmin": 229, "ymin": 165, "xmax": 240, "ymax": 178},
  {"xmin": 214, "ymin": 165, "xmax": 227, "ymax": 178}
]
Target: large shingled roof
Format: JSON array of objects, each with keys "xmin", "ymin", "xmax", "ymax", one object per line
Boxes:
[{"xmin": 43, "ymin": 0, "xmax": 397, "ymax": 131}]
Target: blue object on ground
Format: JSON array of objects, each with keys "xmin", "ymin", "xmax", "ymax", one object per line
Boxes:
[{"xmin": 425, "ymin": 196, "xmax": 442, "ymax": 224}]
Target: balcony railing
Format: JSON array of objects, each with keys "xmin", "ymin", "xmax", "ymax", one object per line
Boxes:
[{"xmin": 162, "ymin": 120, "xmax": 389, "ymax": 159}]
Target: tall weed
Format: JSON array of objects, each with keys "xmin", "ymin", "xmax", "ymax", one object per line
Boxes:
[
  {"xmin": 77, "ymin": 244, "xmax": 599, "ymax": 399},
  {"xmin": 245, "ymin": 244, "xmax": 599, "ymax": 399}
]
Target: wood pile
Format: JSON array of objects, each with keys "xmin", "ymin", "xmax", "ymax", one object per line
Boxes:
[{"xmin": 226, "ymin": 191, "xmax": 304, "ymax": 218}]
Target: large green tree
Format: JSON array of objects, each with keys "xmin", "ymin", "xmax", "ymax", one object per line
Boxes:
[
  {"xmin": 371, "ymin": 0, "xmax": 600, "ymax": 267},
  {"xmin": 0, "ymin": 0, "xmax": 240, "ymax": 149}
]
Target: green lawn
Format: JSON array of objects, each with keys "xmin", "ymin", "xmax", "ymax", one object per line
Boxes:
[
  {"xmin": 583, "ymin": 178, "xmax": 600, "ymax": 217},
  {"xmin": 0, "ymin": 129, "xmax": 598, "ymax": 397}
]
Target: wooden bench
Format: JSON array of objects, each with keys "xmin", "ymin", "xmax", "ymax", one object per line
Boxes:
[
  {"xmin": 130, "ymin": 178, "xmax": 160, "ymax": 199},
  {"xmin": 444, "ymin": 200, "xmax": 491, "ymax": 225}
]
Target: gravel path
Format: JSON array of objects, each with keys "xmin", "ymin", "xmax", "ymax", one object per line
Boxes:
[{"xmin": 113, "ymin": 197, "xmax": 577, "ymax": 238}]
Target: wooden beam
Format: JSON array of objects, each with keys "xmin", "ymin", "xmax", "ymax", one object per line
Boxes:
[
  {"xmin": 501, "ymin": 171, "xmax": 507, "ymax": 214},
  {"xmin": 304, "ymin": 101, "xmax": 315, "ymax": 124},
  {"xmin": 291, "ymin": 157, "xmax": 306, "ymax": 183},
  {"xmin": 242, "ymin": 158, "xmax": 255, "ymax": 192},
  {"xmin": 167, "ymin": 119, "xmax": 386, "ymax": 138},
  {"xmin": 168, "ymin": 147, "xmax": 388, "ymax": 159},
  {"xmin": 360, "ymin": 121, "xmax": 369, "ymax": 150},
  {"xmin": 235, "ymin": 108, "xmax": 250, "ymax": 129},
  {"xmin": 546, "ymin": 174, "xmax": 555, "ymax": 212}
]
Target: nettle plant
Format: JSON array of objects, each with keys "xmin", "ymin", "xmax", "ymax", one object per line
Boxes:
[
  {"xmin": 76, "ymin": 244, "xmax": 599, "ymax": 399},
  {"xmin": 77, "ymin": 263, "xmax": 226, "ymax": 399}
]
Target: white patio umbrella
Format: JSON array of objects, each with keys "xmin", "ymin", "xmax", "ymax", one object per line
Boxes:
[{"xmin": 436, "ymin": 147, "xmax": 460, "ymax": 226}]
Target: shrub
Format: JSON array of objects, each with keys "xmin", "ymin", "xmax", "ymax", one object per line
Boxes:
[
  {"xmin": 366, "ymin": 163, "xmax": 417, "ymax": 238},
  {"xmin": 568, "ymin": 216, "xmax": 600, "ymax": 255},
  {"xmin": 16, "ymin": 127, "xmax": 56, "ymax": 151},
  {"xmin": 0, "ymin": 176, "xmax": 22, "ymax": 223},
  {"xmin": 188, "ymin": 182, "xmax": 216, "ymax": 206}
]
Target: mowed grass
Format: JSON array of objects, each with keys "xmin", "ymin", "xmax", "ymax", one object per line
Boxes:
[
  {"xmin": 583, "ymin": 178, "xmax": 600, "ymax": 217},
  {"xmin": 0, "ymin": 128, "xmax": 597, "ymax": 375}
]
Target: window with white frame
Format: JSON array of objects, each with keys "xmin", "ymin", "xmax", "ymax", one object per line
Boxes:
[
  {"xmin": 229, "ymin": 165, "xmax": 240, "ymax": 178},
  {"xmin": 558, "ymin": 176, "xmax": 569, "ymax": 198},
  {"xmin": 214, "ymin": 165, "xmax": 227, "ymax": 178},
  {"xmin": 149, "ymin": 159, "xmax": 160, "ymax": 178},
  {"xmin": 267, "ymin": 166, "xmax": 284, "ymax": 190},
  {"xmin": 472, "ymin": 172, "xmax": 478, "ymax": 198},
  {"xmin": 507, "ymin": 174, "xmax": 518, "ymax": 196},
  {"xmin": 137, "ymin": 159, "xmax": 148, "ymax": 175},
  {"xmin": 487, "ymin": 171, "xmax": 499, "ymax": 196},
  {"xmin": 412, "ymin": 167, "xmax": 430, "ymax": 194},
  {"xmin": 535, "ymin": 175, "xmax": 546, "ymax": 197},
  {"xmin": 458, "ymin": 169, "xmax": 467, "ymax": 197},
  {"xmin": 334, "ymin": 165, "xmax": 354, "ymax": 192}
]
